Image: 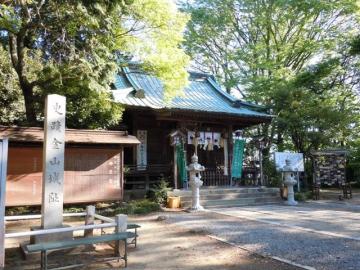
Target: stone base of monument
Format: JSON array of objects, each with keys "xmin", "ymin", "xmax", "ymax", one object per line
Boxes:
[
  {"xmin": 186, "ymin": 205, "xmax": 205, "ymax": 212},
  {"xmin": 285, "ymin": 199, "xmax": 298, "ymax": 206},
  {"xmin": 187, "ymin": 208, "xmax": 205, "ymax": 212},
  {"xmin": 30, "ymin": 225, "xmax": 73, "ymax": 244},
  {"xmin": 20, "ymin": 224, "xmax": 74, "ymax": 259}
]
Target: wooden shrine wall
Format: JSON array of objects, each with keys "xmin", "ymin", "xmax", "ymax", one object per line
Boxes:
[
  {"xmin": 124, "ymin": 112, "xmax": 175, "ymax": 166},
  {"xmin": 6, "ymin": 145, "xmax": 123, "ymax": 206},
  {"xmin": 124, "ymin": 110, "xmax": 230, "ymax": 168}
]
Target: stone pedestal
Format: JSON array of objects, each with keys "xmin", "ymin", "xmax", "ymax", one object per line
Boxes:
[
  {"xmin": 30, "ymin": 225, "xmax": 73, "ymax": 244},
  {"xmin": 189, "ymin": 178, "xmax": 204, "ymax": 211},
  {"xmin": 282, "ymin": 160, "xmax": 298, "ymax": 206},
  {"xmin": 20, "ymin": 225, "xmax": 73, "ymax": 259},
  {"xmin": 186, "ymin": 154, "xmax": 205, "ymax": 211}
]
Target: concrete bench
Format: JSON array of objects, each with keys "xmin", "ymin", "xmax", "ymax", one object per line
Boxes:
[
  {"xmin": 100, "ymin": 223, "xmax": 141, "ymax": 248},
  {"xmin": 127, "ymin": 224, "xmax": 141, "ymax": 247},
  {"xmin": 27, "ymin": 231, "xmax": 136, "ymax": 270}
]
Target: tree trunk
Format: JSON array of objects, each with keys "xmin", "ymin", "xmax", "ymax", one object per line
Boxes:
[
  {"xmin": 9, "ymin": 30, "xmax": 39, "ymax": 126},
  {"xmin": 20, "ymin": 82, "xmax": 38, "ymax": 126}
]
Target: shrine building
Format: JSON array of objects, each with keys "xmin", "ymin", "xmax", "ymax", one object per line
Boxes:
[{"xmin": 112, "ymin": 66, "xmax": 273, "ymax": 196}]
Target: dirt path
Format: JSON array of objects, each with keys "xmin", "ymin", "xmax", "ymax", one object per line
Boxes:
[
  {"xmin": 125, "ymin": 215, "xmax": 302, "ymax": 270},
  {"xmin": 5, "ymin": 214, "xmax": 301, "ymax": 270}
]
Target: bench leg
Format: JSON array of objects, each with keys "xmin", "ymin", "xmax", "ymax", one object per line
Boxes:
[
  {"xmin": 41, "ymin": 251, "xmax": 47, "ymax": 270},
  {"xmin": 135, "ymin": 228, "xmax": 137, "ymax": 248},
  {"xmin": 115, "ymin": 239, "xmax": 127, "ymax": 268},
  {"xmin": 124, "ymin": 239, "xmax": 128, "ymax": 268}
]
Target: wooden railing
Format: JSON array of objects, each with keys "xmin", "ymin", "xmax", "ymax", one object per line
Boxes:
[
  {"xmin": 124, "ymin": 164, "xmax": 172, "ymax": 190},
  {"xmin": 202, "ymin": 167, "xmax": 230, "ymax": 186},
  {"xmin": 4, "ymin": 206, "xmax": 118, "ymax": 239},
  {"xmin": 124, "ymin": 164, "xmax": 260, "ymax": 189}
]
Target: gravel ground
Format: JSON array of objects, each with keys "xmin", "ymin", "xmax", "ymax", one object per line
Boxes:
[
  {"xmin": 4, "ymin": 215, "xmax": 302, "ymax": 270},
  {"xmin": 165, "ymin": 210, "xmax": 360, "ymax": 270},
  {"xmin": 211, "ymin": 203, "xmax": 360, "ymax": 239}
]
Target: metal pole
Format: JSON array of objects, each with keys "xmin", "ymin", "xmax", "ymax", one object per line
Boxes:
[{"xmin": 0, "ymin": 138, "xmax": 8, "ymax": 269}]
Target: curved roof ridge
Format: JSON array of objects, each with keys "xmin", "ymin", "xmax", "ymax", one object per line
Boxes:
[
  {"xmin": 112, "ymin": 68, "xmax": 272, "ymax": 119},
  {"xmin": 122, "ymin": 67, "xmax": 142, "ymax": 91}
]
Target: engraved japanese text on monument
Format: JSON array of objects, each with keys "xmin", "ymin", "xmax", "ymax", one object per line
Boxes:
[{"xmin": 41, "ymin": 95, "xmax": 66, "ymax": 229}]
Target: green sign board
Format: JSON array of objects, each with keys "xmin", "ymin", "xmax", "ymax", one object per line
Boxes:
[
  {"xmin": 176, "ymin": 143, "xmax": 188, "ymax": 184},
  {"xmin": 231, "ymin": 139, "xmax": 245, "ymax": 179}
]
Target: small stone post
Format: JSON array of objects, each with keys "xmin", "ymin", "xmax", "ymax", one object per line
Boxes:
[
  {"xmin": 186, "ymin": 154, "xmax": 205, "ymax": 211},
  {"xmin": 282, "ymin": 159, "xmax": 298, "ymax": 206},
  {"xmin": 84, "ymin": 205, "xmax": 95, "ymax": 237},
  {"xmin": 115, "ymin": 214, "xmax": 127, "ymax": 265}
]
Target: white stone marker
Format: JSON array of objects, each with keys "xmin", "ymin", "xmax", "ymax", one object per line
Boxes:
[
  {"xmin": 41, "ymin": 94, "xmax": 66, "ymax": 229},
  {"xmin": 0, "ymin": 138, "xmax": 8, "ymax": 269}
]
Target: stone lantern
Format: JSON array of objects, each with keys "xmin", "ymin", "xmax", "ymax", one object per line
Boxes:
[
  {"xmin": 282, "ymin": 159, "xmax": 298, "ymax": 206},
  {"xmin": 186, "ymin": 154, "xmax": 205, "ymax": 211}
]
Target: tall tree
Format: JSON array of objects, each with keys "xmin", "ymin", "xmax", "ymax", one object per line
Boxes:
[
  {"xmin": 183, "ymin": 0, "xmax": 359, "ymax": 155},
  {"xmin": 0, "ymin": 0, "xmax": 189, "ymax": 128}
]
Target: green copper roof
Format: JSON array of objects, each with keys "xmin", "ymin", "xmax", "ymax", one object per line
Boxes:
[{"xmin": 111, "ymin": 67, "xmax": 272, "ymax": 119}]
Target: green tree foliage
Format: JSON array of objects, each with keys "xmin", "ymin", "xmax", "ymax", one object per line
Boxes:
[
  {"xmin": 183, "ymin": 0, "xmax": 360, "ymax": 156},
  {"xmin": 276, "ymin": 57, "xmax": 360, "ymax": 155},
  {"xmin": 0, "ymin": 46, "xmax": 24, "ymax": 125},
  {"xmin": 0, "ymin": 0, "xmax": 189, "ymax": 128}
]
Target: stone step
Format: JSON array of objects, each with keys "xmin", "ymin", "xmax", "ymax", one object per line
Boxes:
[
  {"xmin": 203, "ymin": 200, "xmax": 282, "ymax": 209},
  {"xmin": 168, "ymin": 187, "xmax": 282, "ymax": 209},
  {"xmin": 178, "ymin": 192, "xmax": 278, "ymax": 203},
  {"xmin": 180, "ymin": 196, "xmax": 282, "ymax": 208},
  {"xmin": 168, "ymin": 187, "xmax": 279, "ymax": 197}
]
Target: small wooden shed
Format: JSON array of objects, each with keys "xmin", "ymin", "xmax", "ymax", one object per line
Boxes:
[{"xmin": 0, "ymin": 126, "xmax": 139, "ymax": 206}]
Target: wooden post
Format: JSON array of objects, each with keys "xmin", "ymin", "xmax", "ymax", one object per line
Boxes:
[
  {"xmin": 259, "ymin": 148, "xmax": 264, "ymax": 186},
  {"xmin": 173, "ymin": 146, "xmax": 178, "ymax": 189},
  {"xmin": 296, "ymin": 172, "xmax": 300, "ymax": 192},
  {"xmin": 115, "ymin": 214, "xmax": 127, "ymax": 266},
  {"xmin": 120, "ymin": 147, "xmax": 124, "ymax": 200},
  {"xmin": 0, "ymin": 138, "xmax": 8, "ymax": 270},
  {"xmin": 84, "ymin": 205, "xmax": 95, "ymax": 237},
  {"xmin": 145, "ymin": 175, "xmax": 150, "ymax": 191},
  {"xmin": 228, "ymin": 126, "xmax": 233, "ymax": 186},
  {"xmin": 223, "ymin": 138, "xmax": 228, "ymax": 176}
]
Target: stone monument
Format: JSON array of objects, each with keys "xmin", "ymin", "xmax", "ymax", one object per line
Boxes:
[
  {"xmin": 42, "ymin": 94, "xmax": 66, "ymax": 228},
  {"xmin": 186, "ymin": 154, "xmax": 205, "ymax": 211},
  {"xmin": 27, "ymin": 94, "xmax": 72, "ymax": 247},
  {"xmin": 282, "ymin": 159, "xmax": 298, "ymax": 206}
]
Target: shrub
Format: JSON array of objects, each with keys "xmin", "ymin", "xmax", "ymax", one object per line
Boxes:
[
  {"xmin": 263, "ymin": 159, "xmax": 282, "ymax": 187},
  {"xmin": 294, "ymin": 191, "xmax": 312, "ymax": 201},
  {"xmin": 148, "ymin": 177, "xmax": 171, "ymax": 205},
  {"xmin": 113, "ymin": 199, "xmax": 160, "ymax": 215},
  {"xmin": 6, "ymin": 206, "xmax": 40, "ymax": 215}
]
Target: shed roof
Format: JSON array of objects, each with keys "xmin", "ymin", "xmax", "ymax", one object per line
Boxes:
[
  {"xmin": 311, "ymin": 149, "xmax": 349, "ymax": 156},
  {"xmin": 0, "ymin": 126, "xmax": 140, "ymax": 145},
  {"xmin": 112, "ymin": 67, "xmax": 272, "ymax": 120}
]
